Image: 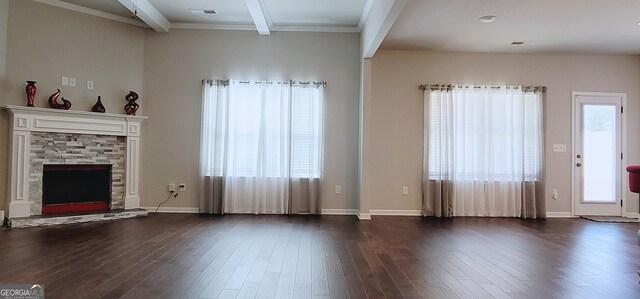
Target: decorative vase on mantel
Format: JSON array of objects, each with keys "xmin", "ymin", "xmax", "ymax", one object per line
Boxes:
[
  {"xmin": 124, "ymin": 91, "xmax": 139, "ymax": 115},
  {"xmin": 47, "ymin": 89, "xmax": 72, "ymax": 110},
  {"xmin": 92, "ymin": 96, "xmax": 106, "ymax": 113},
  {"xmin": 25, "ymin": 81, "xmax": 37, "ymax": 107}
]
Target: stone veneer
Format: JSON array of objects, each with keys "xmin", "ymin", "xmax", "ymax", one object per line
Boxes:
[{"xmin": 29, "ymin": 132, "xmax": 126, "ymax": 215}]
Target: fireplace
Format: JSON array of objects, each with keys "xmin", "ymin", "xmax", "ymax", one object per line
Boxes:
[
  {"xmin": 42, "ymin": 164, "xmax": 112, "ymax": 215},
  {"xmin": 4, "ymin": 105, "xmax": 146, "ymax": 222}
]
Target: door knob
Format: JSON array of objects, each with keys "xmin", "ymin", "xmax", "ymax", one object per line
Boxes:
[{"xmin": 576, "ymin": 163, "xmax": 582, "ymax": 167}]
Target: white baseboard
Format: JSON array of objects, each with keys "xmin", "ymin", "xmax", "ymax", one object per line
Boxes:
[
  {"xmin": 141, "ymin": 207, "xmax": 200, "ymax": 214},
  {"xmin": 546, "ymin": 212, "xmax": 577, "ymax": 218},
  {"xmin": 321, "ymin": 209, "xmax": 422, "ymax": 219},
  {"xmin": 357, "ymin": 210, "xmax": 371, "ymax": 220},
  {"xmin": 625, "ymin": 212, "xmax": 640, "ymax": 219},
  {"xmin": 320, "ymin": 209, "xmax": 371, "ymax": 220},
  {"xmin": 321, "ymin": 209, "xmax": 358, "ymax": 215},
  {"xmin": 546, "ymin": 211, "xmax": 640, "ymax": 219},
  {"xmin": 370, "ymin": 209, "xmax": 422, "ymax": 216}
]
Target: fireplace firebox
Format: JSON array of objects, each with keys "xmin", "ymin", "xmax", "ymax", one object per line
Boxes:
[{"xmin": 42, "ymin": 164, "xmax": 112, "ymax": 215}]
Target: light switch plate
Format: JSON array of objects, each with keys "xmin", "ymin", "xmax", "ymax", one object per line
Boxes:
[
  {"xmin": 62, "ymin": 76, "xmax": 69, "ymax": 86},
  {"xmin": 335, "ymin": 185, "xmax": 341, "ymax": 194},
  {"xmin": 402, "ymin": 186, "xmax": 409, "ymax": 195},
  {"xmin": 552, "ymin": 144, "xmax": 567, "ymax": 152}
]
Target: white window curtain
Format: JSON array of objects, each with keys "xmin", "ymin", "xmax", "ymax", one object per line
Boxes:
[
  {"xmin": 200, "ymin": 80, "xmax": 323, "ymax": 215},
  {"xmin": 422, "ymin": 85, "xmax": 546, "ymax": 218}
]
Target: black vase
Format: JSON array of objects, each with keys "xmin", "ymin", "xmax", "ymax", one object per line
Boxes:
[{"xmin": 92, "ymin": 96, "xmax": 106, "ymax": 113}]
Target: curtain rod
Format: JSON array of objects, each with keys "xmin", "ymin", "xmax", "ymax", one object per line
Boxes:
[
  {"xmin": 202, "ymin": 79, "xmax": 327, "ymax": 87},
  {"xmin": 419, "ymin": 84, "xmax": 547, "ymax": 92}
]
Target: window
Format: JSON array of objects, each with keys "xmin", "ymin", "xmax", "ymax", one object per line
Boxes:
[
  {"xmin": 427, "ymin": 86, "xmax": 542, "ymax": 182},
  {"xmin": 201, "ymin": 80, "xmax": 323, "ymax": 179}
]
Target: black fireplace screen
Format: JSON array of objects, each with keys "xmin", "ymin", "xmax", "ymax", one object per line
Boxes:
[{"xmin": 42, "ymin": 164, "xmax": 112, "ymax": 206}]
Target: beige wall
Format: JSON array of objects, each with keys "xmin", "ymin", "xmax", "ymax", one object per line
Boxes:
[
  {"xmin": 367, "ymin": 50, "xmax": 640, "ymax": 214},
  {"xmin": 1, "ymin": 0, "xmax": 145, "ymax": 210},
  {"xmin": 0, "ymin": 0, "xmax": 6, "ymax": 214},
  {"xmin": 4, "ymin": 1, "xmax": 637, "ymax": 217},
  {"xmin": 0, "ymin": 0, "xmax": 7, "ymax": 96},
  {"xmin": 142, "ymin": 30, "xmax": 360, "ymax": 210}
]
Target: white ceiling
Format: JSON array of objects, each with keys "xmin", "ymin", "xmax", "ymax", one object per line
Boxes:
[
  {"xmin": 149, "ymin": 0, "xmax": 253, "ymax": 25},
  {"xmin": 61, "ymin": 0, "xmax": 133, "ymax": 17},
  {"xmin": 58, "ymin": 0, "xmax": 368, "ymax": 29},
  {"xmin": 381, "ymin": 0, "xmax": 640, "ymax": 54},
  {"xmin": 266, "ymin": 0, "xmax": 367, "ymax": 26}
]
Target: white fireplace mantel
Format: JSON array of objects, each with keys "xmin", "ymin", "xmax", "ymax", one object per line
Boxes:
[{"xmin": 3, "ymin": 105, "xmax": 148, "ymax": 218}]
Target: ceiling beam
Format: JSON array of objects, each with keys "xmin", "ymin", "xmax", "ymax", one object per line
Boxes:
[
  {"xmin": 358, "ymin": 0, "xmax": 374, "ymax": 30},
  {"xmin": 33, "ymin": 0, "xmax": 148, "ymax": 28},
  {"xmin": 245, "ymin": 0, "xmax": 271, "ymax": 35},
  {"xmin": 117, "ymin": 0, "xmax": 170, "ymax": 32},
  {"xmin": 360, "ymin": 0, "xmax": 408, "ymax": 58}
]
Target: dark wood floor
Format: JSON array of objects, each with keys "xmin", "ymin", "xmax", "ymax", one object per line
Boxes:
[{"xmin": 1, "ymin": 214, "xmax": 639, "ymax": 299}]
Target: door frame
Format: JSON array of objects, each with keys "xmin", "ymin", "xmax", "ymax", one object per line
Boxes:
[{"xmin": 571, "ymin": 91, "xmax": 627, "ymax": 217}]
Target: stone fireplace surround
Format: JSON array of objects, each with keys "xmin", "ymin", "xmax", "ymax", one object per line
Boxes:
[
  {"xmin": 3, "ymin": 105, "xmax": 147, "ymax": 226},
  {"xmin": 30, "ymin": 132, "xmax": 126, "ymax": 215}
]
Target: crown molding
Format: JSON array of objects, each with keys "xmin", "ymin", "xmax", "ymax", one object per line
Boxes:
[
  {"xmin": 32, "ymin": 0, "xmax": 148, "ymax": 28},
  {"xmin": 170, "ymin": 23, "xmax": 257, "ymax": 31},
  {"xmin": 171, "ymin": 23, "xmax": 360, "ymax": 33},
  {"xmin": 271, "ymin": 25, "xmax": 360, "ymax": 33}
]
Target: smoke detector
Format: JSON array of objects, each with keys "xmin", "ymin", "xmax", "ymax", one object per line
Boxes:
[{"xmin": 189, "ymin": 9, "xmax": 217, "ymax": 15}]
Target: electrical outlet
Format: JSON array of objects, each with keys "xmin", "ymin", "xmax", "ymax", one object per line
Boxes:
[
  {"xmin": 69, "ymin": 77, "xmax": 76, "ymax": 87},
  {"xmin": 335, "ymin": 185, "xmax": 342, "ymax": 194},
  {"xmin": 179, "ymin": 183, "xmax": 186, "ymax": 192},
  {"xmin": 168, "ymin": 184, "xmax": 176, "ymax": 192},
  {"xmin": 402, "ymin": 186, "xmax": 409, "ymax": 195},
  {"xmin": 87, "ymin": 81, "xmax": 94, "ymax": 90}
]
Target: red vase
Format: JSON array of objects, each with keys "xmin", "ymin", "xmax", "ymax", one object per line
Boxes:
[{"xmin": 25, "ymin": 81, "xmax": 36, "ymax": 107}]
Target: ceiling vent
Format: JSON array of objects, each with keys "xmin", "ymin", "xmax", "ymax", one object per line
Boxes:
[
  {"xmin": 189, "ymin": 9, "xmax": 217, "ymax": 15},
  {"xmin": 511, "ymin": 41, "xmax": 525, "ymax": 45}
]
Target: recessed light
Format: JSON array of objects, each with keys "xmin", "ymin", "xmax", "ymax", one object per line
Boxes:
[
  {"xmin": 189, "ymin": 9, "xmax": 217, "ymax": 15},
  {"xmin": 479, "ymin": 15, "xmax": 497, "ymax": 23},
  {"xmin": 637, "ymin": 21, "xmax": 640, "ymax": 26}
]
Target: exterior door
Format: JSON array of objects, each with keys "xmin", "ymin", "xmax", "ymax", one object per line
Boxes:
[{"xmin": 573, "ymin": 93, "xmax": 625, "ymax": 216}]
